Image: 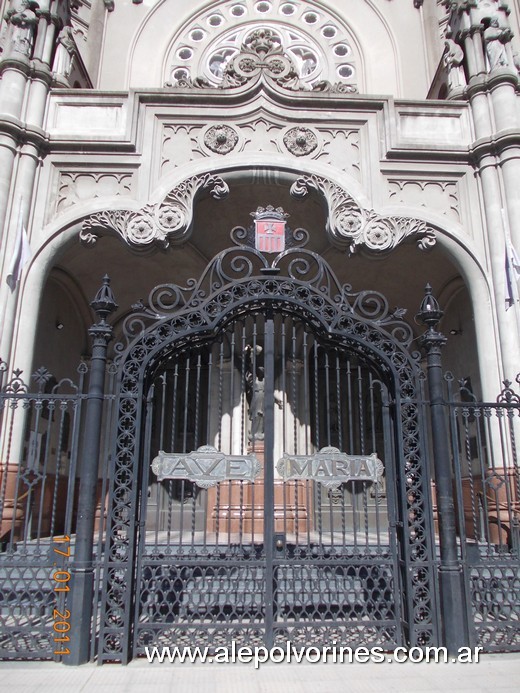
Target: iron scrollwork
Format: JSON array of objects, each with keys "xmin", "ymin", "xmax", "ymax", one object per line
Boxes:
[
  {"xmin": 99, "ymin": 211, "xmax": 438, "ymax": 659},
  {"xmin": 114, "ymin": 211, "xmax": 416, "ymax": 357}
]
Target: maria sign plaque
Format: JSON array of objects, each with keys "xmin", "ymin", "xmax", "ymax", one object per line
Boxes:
[{"xmin": 276, "ymin": 447, "xmax": 383, "ymax": 490}]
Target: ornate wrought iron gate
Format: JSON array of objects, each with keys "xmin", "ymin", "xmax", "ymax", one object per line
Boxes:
[
  {"xmin": 2, "ymin": 232, "xmax": 520, "ymax": 663},
  {"xmin": 97, "ymin": 229, "xmax": 439, "ymax": 662},
  {"xmin": 131, "ymin": 311, "xmax": 402, "ymax": 655}
]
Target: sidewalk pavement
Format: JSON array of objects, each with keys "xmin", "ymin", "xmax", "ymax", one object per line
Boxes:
[{"xmin": 1, "ymin": 654, "xmax": 520, "ymax": 693}]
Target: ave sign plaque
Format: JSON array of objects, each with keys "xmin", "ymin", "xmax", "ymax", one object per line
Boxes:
[
  {"xmin": 151, "ymin": 445, "xmax": 261, "ymax": 488},
  {"xmin": 277, "ymin": 447, "xmax": 383, "ymax": 490}
]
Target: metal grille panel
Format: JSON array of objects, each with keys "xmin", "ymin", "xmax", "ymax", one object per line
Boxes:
[{"xmin": 0, "ymin": 363, "xmax": 88, "ymax": 660}]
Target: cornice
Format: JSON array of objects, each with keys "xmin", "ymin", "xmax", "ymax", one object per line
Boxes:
[{"xmin": 134, "ymin": 83, "xmax": 388, "ymax": 112}]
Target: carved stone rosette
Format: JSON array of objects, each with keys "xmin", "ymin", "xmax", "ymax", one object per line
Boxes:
[
  {"xmin": 203, "ymin": 124, "xmax": 239, "ymax": 154},
  {"xmin": 283, "ymin": 127, "xmax": 319, "ymax": 157},
  {"xmin": 81, "ymin": 173, "xmax": 229, "ymax": 248},
  {"xmin": 290, "ymin": 175, "xmax": 437, "ymax": 254}
]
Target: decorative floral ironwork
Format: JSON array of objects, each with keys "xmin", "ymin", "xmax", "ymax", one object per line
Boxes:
[
  {"xmin": 81, "ymin": 173, "xmax": 229, "ymax": 248},
  {"xmin": 114, "ymin": 236, "xmax": 416, "ymax": 357},
  {"xmin": 290, "ymin": 174, "xmax": 437, "ymax": 254},
  {"xmin": 31, "ymin": 366, "xmax": 54, "ymax": 392},
  {"xmin": 497, "ymin": 376, "xmax": 520, "ymax": 404},
  {"xmin": 2, "ymin": 368, "xmax": 28, "ymax": 394}
]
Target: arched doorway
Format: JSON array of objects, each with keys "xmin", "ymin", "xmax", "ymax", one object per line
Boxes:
[{"xmin": 97, "ymin": 229, "xmax": 439, "ymax": 662}]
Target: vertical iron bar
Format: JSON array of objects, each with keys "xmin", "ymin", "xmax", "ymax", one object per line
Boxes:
[
  {"xmin": 264, "ymin": 312, "xmax": 275, "ymax": 648},
  {"xmin": 303, "ymin": 330, "xmax": 311, "ymax": 548},
  {"xmin": 313, "ymin": 340, "xmax": 322, "ymax": 546},
  {"xmin": 154, "ymin": 372, "xmax": 167, "ymax": 545}
]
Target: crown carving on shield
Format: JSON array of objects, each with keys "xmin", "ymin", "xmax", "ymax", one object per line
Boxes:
[{"xmin": 250, "ymin": 205, "xmax": 290, "ymax": 222}]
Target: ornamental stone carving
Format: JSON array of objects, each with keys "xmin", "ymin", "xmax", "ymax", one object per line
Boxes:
[
  {"xmin": 291, "ymin": 174, "xmax": 437, "ymax": 254},
  {"xmin": 81, "ymin": 173, "xmax": 229, "ymax": 249},
  {"xmin": 5, "ymin": 0, "xmax": 38, "ymax": 58},
  {"xmin": 56, "ymin": 172, "xmax": 133, "ymax": 214},
  {"xmin": 483, "ymin": 17, "xmax": 512, "ymax": 71},
  {"xmin": 388, "ymin": 179, "xmax": 460, "ymax": 223},
  {"xmin": 443, "ymin": 38, "xmax": 466, "ymax": 92},
  {"xmin": 161, "ymin": 125, "xmax": 197, "ymax": 173},
  {"xmin": 283, "ymin": 127, "xmax": 319, "ymax": 157},
  {"xmin": 203, "ymin": 124, "xmax": 239, "ymax": 154},
  {"xmin": 176, "ymin": 28, "xmax": 355, "ymax": 93},
  {"xmin": 221, "ymin": 29, "xmax": 301, "ymax": 89},
  {"xmin": 319, "ymin": 129, "xmax": 361, "ymax": 177}
]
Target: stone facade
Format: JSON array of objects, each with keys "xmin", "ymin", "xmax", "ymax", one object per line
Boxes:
[{"xmin": 0, "ymin": 0, "xmax": 518, "ymax": 420}]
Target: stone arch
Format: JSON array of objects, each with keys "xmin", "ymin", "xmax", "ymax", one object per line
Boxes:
[{"xmin": 8, "ymin": 161, "xmax": 501, "ymax": 400}]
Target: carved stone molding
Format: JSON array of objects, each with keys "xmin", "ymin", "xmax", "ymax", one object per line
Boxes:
[
  {"xmin": 160, "ymin": 120, "xmax": 361, "ymax": 170},
  {"xmin": 81, "ymin": 173, "xmax": 229, "ymax": 248},
  {"xmin": 291, "ymin": 174, "xmax": 437, "ymax": 254},
  {"xmin": 318, "ymin": 129, "xmax": 361, "ymax": 177},
  {"xmin": 388, "ymin": 179, "xmax": 461, "ymax": 222},
  {"xmin": 161, "ymin": 125, "xmax": 198, "ymax": 173}
]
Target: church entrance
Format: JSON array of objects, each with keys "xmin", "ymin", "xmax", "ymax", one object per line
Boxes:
[{"xmin": 97, "ymin": 226, "xmax": 439, "ymax": 662}]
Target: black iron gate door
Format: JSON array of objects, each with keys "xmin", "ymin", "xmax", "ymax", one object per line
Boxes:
[{"xmin": 131, "ymin": 307, "xmax": 404, "ymax": 655}]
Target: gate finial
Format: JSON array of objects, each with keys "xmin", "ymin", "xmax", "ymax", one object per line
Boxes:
[
  {"xmin": 416, "ymin": 283, "xmax": 444, "ymax": 332},
  {"xmin": 90, "ymin": 274, "xmax": 118, "ymax": 323}
]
